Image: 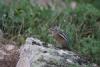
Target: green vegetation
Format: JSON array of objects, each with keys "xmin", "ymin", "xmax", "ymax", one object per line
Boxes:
[{"xmin": 0, "ymin": 0, "xmax": 100, "ymax": 65}]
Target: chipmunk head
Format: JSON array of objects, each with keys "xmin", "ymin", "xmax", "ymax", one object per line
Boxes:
[{"xmin": 48, "ymin": 25, "xmax": 60, "ymax": 35}]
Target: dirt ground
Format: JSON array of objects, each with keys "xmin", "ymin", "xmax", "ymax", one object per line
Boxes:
[{"xmin": 0, "ymin": 38, "xmax": 19, "ymax": 67}]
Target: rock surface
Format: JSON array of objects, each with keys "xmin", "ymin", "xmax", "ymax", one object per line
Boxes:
[{"xmin": 16, "ymin": 37, "xmax": 92, "ymax": 67}]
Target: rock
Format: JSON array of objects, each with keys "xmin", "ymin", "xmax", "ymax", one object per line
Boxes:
[
  {"xmin": 16, "ymin": 57, "xmax": 30, "ymax": 67},
  {"xmin": 16, "ymin": 37, "xmax": 92, "ymax": 67}
]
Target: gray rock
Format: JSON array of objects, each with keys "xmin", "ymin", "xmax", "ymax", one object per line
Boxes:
[{"xmin": 16, "ymin": 37, "xmax": 90, "ymax": 67}]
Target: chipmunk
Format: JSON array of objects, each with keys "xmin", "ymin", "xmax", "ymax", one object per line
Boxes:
[{"xmin": 49, "ymin": 26, "xmax": 71, "ymax": 50}]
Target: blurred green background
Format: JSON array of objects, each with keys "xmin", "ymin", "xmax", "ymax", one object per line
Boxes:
[{"xmin": 0, "ymin": 0, "xmax": 100, "ymax": 65}]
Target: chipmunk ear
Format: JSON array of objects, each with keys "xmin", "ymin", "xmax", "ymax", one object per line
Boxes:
[
  {"xmin": 48, "ymin": 26, "xmax": 59, "ymax": 31},
  {"xmin": 49, "ymin": 23, "xmax": 60, "ymax": 29},
  {"xmin": 49, "ymin": 24, "xmax": 60, "ymax": 31}
]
